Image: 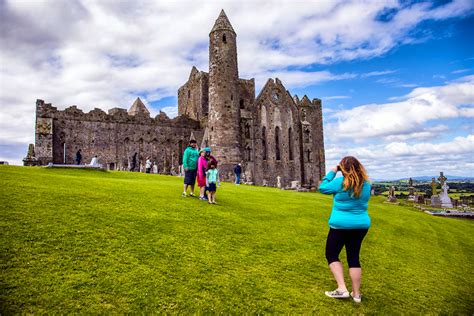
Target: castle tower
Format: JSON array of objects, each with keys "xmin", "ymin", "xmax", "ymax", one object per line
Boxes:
[{"xmin": 208, "ymin": 9, "xmax": 241, "ymax": 177}]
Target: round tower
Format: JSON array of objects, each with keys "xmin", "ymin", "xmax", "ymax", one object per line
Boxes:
[{"xmin": 208, "ymin": 9, "xmax": 241, "ymax": 177}]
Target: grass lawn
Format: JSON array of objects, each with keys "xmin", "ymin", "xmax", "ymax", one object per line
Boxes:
[{"xmin": 1, "ymin": 166, "xmax": 473, "ymax": 313}]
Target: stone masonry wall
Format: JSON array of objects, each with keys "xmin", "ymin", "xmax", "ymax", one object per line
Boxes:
[
  {"xmin": 35, "ymin": 99, "xmax": 201, "ymax": 173},
  {"xmin": 252, "ymin": 79, "xmax": 303, "ymax": 187}
]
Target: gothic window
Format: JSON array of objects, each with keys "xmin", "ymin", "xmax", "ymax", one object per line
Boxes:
[
  {"xmin": 288, "ymin": 127, "xmax": 293, "ymax": 160},
  {"xmin": 304, "ymin": 127, "xmax": 311, "ymax": 143},
  {"xmin": 275, "ymin": 126, "xmax": 281, "ymax": 161},
  {"xmin": 305, "ymin": 149, "xmax": 311, "ymax": 162},
  {"xmin": 223, "ymin": 34, "xmax": 227, "ymax": 43},
  {"xmin": 240, "ymin": 99, "xmax": 244, "ymax": 109},
  {"xmin": 246, "ymin": 145, "xmax": 252, "ymax": 161},
  {"xmin": 262, "ymin": 126, "xmax": 267, "ymax": 160},
  {"xmin": 245, "ymin": 123, "xmax": 251, "ymax": 139}
]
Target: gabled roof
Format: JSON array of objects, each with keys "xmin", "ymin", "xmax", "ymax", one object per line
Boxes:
[
  {"xmin": 210, "ymin": 9, "xmax": 235, "ymax": 34},
  {"xmin": 300, "ymin": 95, "xmax": 312, "ymax": 107},
  {"xmin": 128, "ymin": 97, "xmax": 150, "ymax": 116},
  {"xmin": 189, "ymin": 66, "xmax": 200, "ymax": 80}
]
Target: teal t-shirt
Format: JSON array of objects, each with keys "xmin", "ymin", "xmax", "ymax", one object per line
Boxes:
[
  {"xmin": 183, "ymin": 146, "xmax": 199, "ymax": 170},
  {"xmin": 319, "ymin": 171, "xmax": 371, "ymax": 229},
  {"xmin": 206, "ymin": 169, "xmax": 219, "ymax": 183}
]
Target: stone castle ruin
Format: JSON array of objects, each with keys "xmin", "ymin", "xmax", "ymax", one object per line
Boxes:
[{"xmin": 31, "ymin": 10, "xmax": 325, "ymax": 187}]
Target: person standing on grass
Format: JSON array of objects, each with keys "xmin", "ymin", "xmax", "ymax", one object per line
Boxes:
[
  {"xmin": 197, "ymin": 149, "xmax": 208, "ymax": 200},
  {"xmin": 131, "ymin": 152, "xmax": 138, "ymax": 171},
  {"xmin": 182, "ymin": 140, "xmax": 199, "ymax": 197},
  {"xmin": 145, "ymin": 157, "xmax": 152, "ymax": 173},
  {"xmin": 234, "ymin": 163, "xmax": 242, "ymax": 185},
  {"xmin": 204, "ymin": 147, "xmax": 217, "ymax": 199},
  {"xmin": 75, "ymin": 149, "xmax": 82, "ymax": 165},
  {"xmin": 204, "ymin": 147, "xmax": 217, "ymax": 167},
  {"xmin": 206, "ymin": 161, "xmax": 220, "ymax": 204},
  {"xmin": 318, "ymin": 156, "xmax": 371, "ymax": 303}
]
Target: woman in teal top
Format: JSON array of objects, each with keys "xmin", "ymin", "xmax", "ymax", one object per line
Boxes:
[{"xmin": 319, "ymin": 156, "xmax": 371, "ymax": 303}]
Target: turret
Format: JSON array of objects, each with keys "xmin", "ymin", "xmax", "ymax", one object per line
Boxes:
[{"xmin": 208, "ymin": 9, "xmax": 241, "ymax": 176}]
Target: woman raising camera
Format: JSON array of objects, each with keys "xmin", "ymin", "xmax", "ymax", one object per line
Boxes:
[{"xmin": 319, "ymin": 156, "xmax": 371, "ymax": 303}]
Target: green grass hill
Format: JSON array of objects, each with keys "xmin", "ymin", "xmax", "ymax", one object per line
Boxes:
[{"xmin": 1, "ymin": 166, "xmax": 473, "ymax": 314}]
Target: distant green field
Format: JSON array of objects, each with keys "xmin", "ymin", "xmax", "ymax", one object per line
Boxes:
[
  {"xmin": 1, "ymin": 166, "xmax": 473, "ymax": 314},
  {"xmin": 381, "ymin": 190, "xmax": 474, "ymax": 200}
]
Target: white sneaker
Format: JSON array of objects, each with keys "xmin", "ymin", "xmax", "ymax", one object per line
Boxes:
[
  {"xmin": 351, "ymin": 292, "xmax": 362, "ymax": 303},
  {"xmin": 325, "ymin": 289, "xmax": 350, "ymax": 299},
  {"xmin": 182, "ymin": 192, "xmax": 187, "ymax": 197}
]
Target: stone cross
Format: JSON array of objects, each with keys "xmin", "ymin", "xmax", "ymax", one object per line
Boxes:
[
  {"xmin": 438, "ymin": 172, "xmax": 447, "ymax": 187},
  {"xmin": 27, "ymin": 144, "xmax": 35, "ymax": 158},
  {"xmin": 389, "ymin": 186, "xmax": 395, "ymax": 197},
  {"xmin": 431, "ymin": 178, "xmax": 437, "ymax": 196}
]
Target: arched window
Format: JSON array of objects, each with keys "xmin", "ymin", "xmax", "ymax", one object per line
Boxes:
[
  {"xmin": 223, "ymin": 34, "xmax": 227, "ymax": 43},
  {"xmin": 275, "ymin": 127, "xmax": 281, "ymax": 161},
  {"xmin": 245, "ymin": 123, "xmax": 251, "ymax": 139},
  {"xmin": 240, "ymin": 99, "xmax": 245, "ymax": 109},
  {"xmin": 246, "ymin": 145, "xmax": 252, "ymax": 161},
  {"xmin": 288, "ymin": 127, "xmax": 293, "ymax": 160},
  {"xmin": 305, "ymin": 149, "xmax": 311, "ymax": 162},
  {"xmin": 304, "ymin": 127, "xmax": 311, "ymax": 143},
  {"xmin": 262, "ymin": 126, "xmax": 267, "ymax": 160}
]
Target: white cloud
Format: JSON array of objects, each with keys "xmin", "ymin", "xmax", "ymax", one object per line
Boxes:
[
  {"xmin": 361, "ymin": 70, "xmax": 397, "ymax": 77},
  {"xmin": 0, "ymin": 0, "xmax": 473, "ymax": 168},
  {"xmin": 452, "ymin": 68, "xmax": 471, "ymax": 74},
  {"xmin": 327, "ymin": 75, "xmax": 474, "ymax": 140},
  {"xmin": 325, "ymin": 135, "xmax": 474, "ymax": 179},
  {"xmin": 160, "ymin": 106, "xmax": 179, "ymax": 119},
  {"xmin": 323, "ymin": 96, "xmax": 351, "ymax": 100}
]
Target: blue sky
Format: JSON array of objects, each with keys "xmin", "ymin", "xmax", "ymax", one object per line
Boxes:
[{"xmin": 0, "ymin": 0, "xmax": 473, "ymax": 179}]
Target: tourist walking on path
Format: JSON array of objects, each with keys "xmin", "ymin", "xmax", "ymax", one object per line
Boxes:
[
  {"xmin": 75, "ymin": 149, "xmax": 82, "ymax": 165},
  {"xmin": 182, "ymin": 140, "xmax": 199, "ymax": 197},
  {"xmin": 197, "ymin": 149, "xmax": 208, "ymax": 200},
  {"xmin": 145, "ymin": 157, "xmax": 152, "ymax": 173},
  {"xmin": 318, "ymin": 156, "xmax": 371, "ymax": 303},
  {"xmin": 206, "ymin": 161, "xmax": 220, "ymax": 204},
  {"xmin": 234, "ymin": 163, "xmax": 242, "ymax": 184}
]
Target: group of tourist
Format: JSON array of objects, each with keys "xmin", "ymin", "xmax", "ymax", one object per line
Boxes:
[
  {"xmin": 75, "ymin": 149, "xmax": 100, "ymax": 167},
  {"xmin": 182, "ymin": 139, "xmax": 220, "ymax": 204},
  {"xmin": 181, "ymin": 147, "xmax": 372, "ymax": 302},
  {"xmin": 77, "ymin": 140, "xmax": 371, "ymax": 302}
]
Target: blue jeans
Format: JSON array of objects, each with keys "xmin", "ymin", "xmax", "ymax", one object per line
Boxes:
[{"xmin": 235, "ymin": 173, "xmax": 241, "ymax": 184}]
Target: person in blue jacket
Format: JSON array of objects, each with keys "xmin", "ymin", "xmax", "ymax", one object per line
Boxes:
[{"xmin": 319, "ymin": 156, "xmax": 371, "ymax": 303}]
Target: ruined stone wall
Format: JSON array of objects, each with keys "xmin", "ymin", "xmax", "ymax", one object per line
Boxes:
[
  {"xmin": 238, "ymin": 78, "xmax": 256, "ymax": 176},
  {"xmin": 35, "ymin": 99, "xmax": 202, "ymax": 173},
  {"xmin": 297, "ymin": 97, "xmax": 325, "ymax": 185},
  {"xmin": 252, "ymin": 79, "xmax": 303, "ymax": 187},
  {"xmin": 177, "ymin": 69, "xmax": 209, "ymax": 121}
]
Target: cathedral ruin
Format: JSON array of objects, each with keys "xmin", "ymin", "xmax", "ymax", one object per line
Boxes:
[{"xmin": 31, "ymin": 10, "xmax": 325, "ymax": 187}]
